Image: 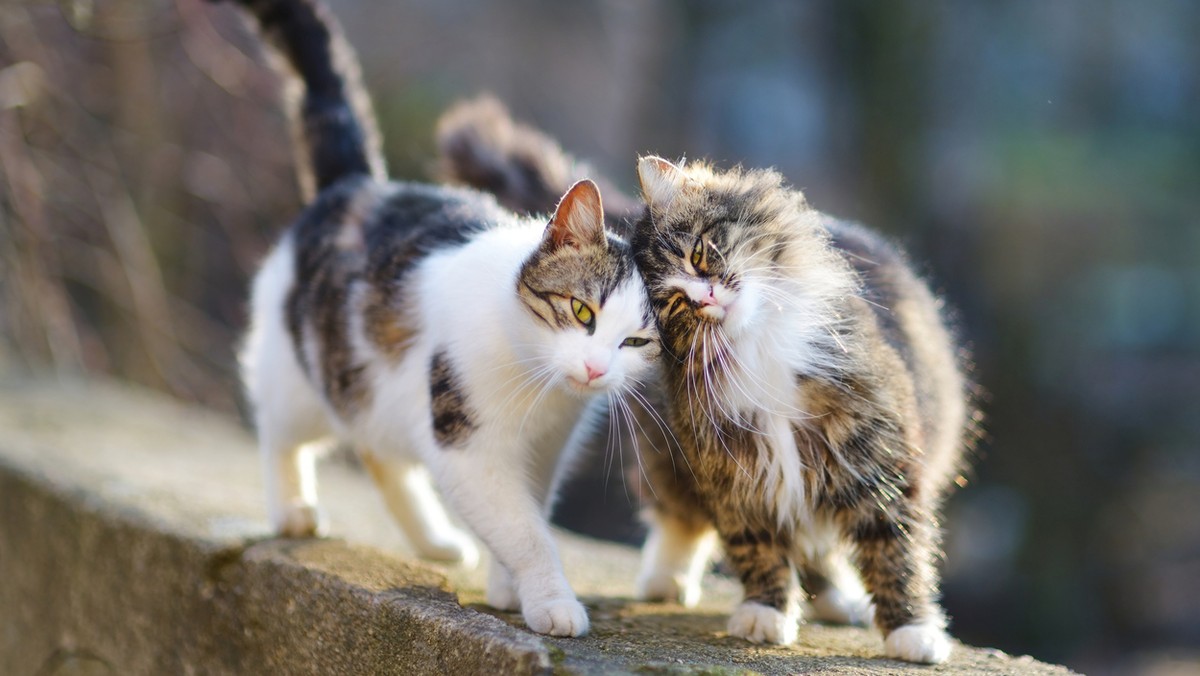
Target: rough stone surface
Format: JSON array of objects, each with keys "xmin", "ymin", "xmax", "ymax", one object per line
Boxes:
[{"xmin": 0, "ymin": 376, "xmax": 1075, "ymax": 675}]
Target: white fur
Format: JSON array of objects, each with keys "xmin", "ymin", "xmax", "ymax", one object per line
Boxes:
[
  {"xmin": 811, "ymin": 586, "xmax": 874, "ymax": 627},
  {"xmin": 637, "ymin": 156, "xmax": 692, "ymax": 210},
  {"xmin": 243, "ymin": 236, "xmax": 334, "ymax": 536},
  {"xmin": 243, "ymin": 212, "xmax": 656, "ymax": 638},
  {"xmin": 794, "ymin": 515, "xmax": 873, "ymax": 626},
  {"xmin": 361, "ymin": 455, "xmax": 479, "ymax": 566},
  {"xmin": 727, "ymin": 601, "xmax": 800, "ymax": 645},
  {"xmin": 635, "ymin": 513, "xmax": 717, "ymax": 607},
  {"xmin": 486, "ymin": 559, "xmax": 519, "ymax": 611},
  {"xmin": 668, "ymin": 207, "xmax": 859, "ymax": 529},
  {"xmin": 885, "ymin": 620, "xmax": 952, "ymax": 664}
]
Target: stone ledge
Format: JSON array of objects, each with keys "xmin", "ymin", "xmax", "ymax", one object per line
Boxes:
[{"xmin": 0, "ymin": 376, "xmax": 1074, "ymax": 675}]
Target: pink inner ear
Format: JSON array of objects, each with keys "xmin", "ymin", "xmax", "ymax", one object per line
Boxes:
[
  {"xmin": 638, "ymin": 156, "xmax": 688, "ymax": 206},
  {"xmin": 648, "ymin": 157, "xmax": 680, "ymax": 175},
  {"xmin": 549, "ymin": 180, "xmax": 604, "ymax": 249}
]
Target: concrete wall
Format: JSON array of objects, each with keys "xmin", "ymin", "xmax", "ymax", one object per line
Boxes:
[{"xmin": 0, "ymin": 377, "xmax": 1073, "ymax": 675}]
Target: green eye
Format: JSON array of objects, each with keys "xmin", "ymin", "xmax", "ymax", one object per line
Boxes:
[
  {"xmin": 690, "ymin": 238, "xmax": 704, "ymax": 268},
  {"xmin": 571, "ymin": 297, "xmax": 594, "ymax": 329},
  {"xmin": 621, "ymin": 336, "xmax": 651, "ymax": 348}
]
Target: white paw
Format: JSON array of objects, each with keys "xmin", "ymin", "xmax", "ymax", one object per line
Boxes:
[
  {"xmin": 727, "ymin": 601, "xmax": 798, "ymax": 645},
  {"xmin": 885, "ymin": 621, "xmax": 952, "ymax": 664},
  {"xmin": 635, "ymin": 570, "xmax": 702, "ymax": 607},
  {"xmin": 809, "ymin": 587, "xmax": 874, "ymax": 626},
  {"xmin": 272, "ymin": 502, "xmax": 321, "ymax": 538},
  {"xmin": 416, "ymin": 530, "xmax": 480, "ymax": 569},
  {"xmin": 523, "ymin": 597, "xmax": 589, "ymax": 637},
  {"xmin": 486, "ymin": 564, "xmax": 520, "ymax": 611}
]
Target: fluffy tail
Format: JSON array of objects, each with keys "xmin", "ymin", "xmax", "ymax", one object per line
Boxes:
[
  {"xmin": 435, "ymin": 96, "xmax": 643, "ymax": 231},
  {"xmin": 212, "ymin": 0, "xmax": 386, "ymax": 198}
]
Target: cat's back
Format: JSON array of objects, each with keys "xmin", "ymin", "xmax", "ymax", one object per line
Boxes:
[
  {"xmin": 288, "ymin": 177, "xmax": 512, "ymax": 275},
  {"xmin": 821, "ymin": 215, "xmax": 968, "ymax": 477},
  {"xmin": 820, "ymin": 215, "xmax": 948, "ymax": 356},
  {"xmin": 263, "ymin": 177, "xmax": 529, "ymax": 418}
]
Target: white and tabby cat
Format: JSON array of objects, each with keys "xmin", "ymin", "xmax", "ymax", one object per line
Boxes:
[{"xmin": 216, "ymin": 0, "xmax": 659, "ymax": 637}]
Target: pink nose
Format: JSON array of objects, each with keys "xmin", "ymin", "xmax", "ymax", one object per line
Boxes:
[
  {"xmin": 699, "ymin": 288, "xmax": 719, "ymax": 307},
  {"xmin": 585, "ymin": 364, "xmax": 606, "ymax": 382}
]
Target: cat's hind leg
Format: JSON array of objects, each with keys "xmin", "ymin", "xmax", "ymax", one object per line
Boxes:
[
  {"xmin": 794, "ymin": 522, "xmax": 873, "ymax": 626},
  {"xmin": 244, "ymin": 236, "xmax": 330, "ymax": 537},
  {"xmin": 635, "ymin": 509, "xmax": 717, "ymax": 608},
  {"xmin": 631, "ymin": 393, "xmax": 717, "ymax": 607},
  {"xmin": 261, "ymin": 439, "xmax": 325, "ymax": 537},
  {"xmin": 360, "ymin": 452, "xmax": 479, "ymax": 567},
  {"xmin": 251, "ymin": 369, "xmax": 330, "ymax": 537},
  {"xmin": 249, "ymin": 360, "xmax": 328, "ymax": 540},
  {"xmin": 245, "ymin": 318, "xmax": 331, "ymax": 537},
  {"xmin": 799, "ymin": 556, "xmax": 873, "ymax": 627}
]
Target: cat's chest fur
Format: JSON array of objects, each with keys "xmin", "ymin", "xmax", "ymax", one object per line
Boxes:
[{"xmin": 674, "ymin": 323, "xmax": 836, "ymax": 526}]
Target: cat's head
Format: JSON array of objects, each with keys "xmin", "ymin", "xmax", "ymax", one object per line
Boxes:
[
  {"xmin": 515, "ymin": 180, "xmax": 659, "ymax": 396},
  {"xmin": 631, "ymin": 156, "xmax": 842, "ymax": 358}
]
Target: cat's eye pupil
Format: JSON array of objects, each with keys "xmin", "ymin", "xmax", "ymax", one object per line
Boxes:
[
  {"xmin": 622, "ymin": 337, "xmax": 649, "ymax": 348},
  {"xmin": 570, "ymin": 297, "xmax": 594, "ymax": 329},
  {"xmin": 691, "ymin": 238, "xmax": 704, "ymax": 268}
]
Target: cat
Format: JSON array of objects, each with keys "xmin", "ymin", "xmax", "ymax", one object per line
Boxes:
[
  {"xmin": 213, "ymin": 0, "xmax": 660, "ymax": 637},
  {"xmin": 436, "ymin": 99, "xmax": 973, "ymax": 664},
  {"xmin": 437, "ymin": 98, "xmax": 873, "ymax": 618}
]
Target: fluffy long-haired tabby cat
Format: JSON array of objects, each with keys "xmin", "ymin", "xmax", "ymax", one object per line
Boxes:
[
  {"xmin": 212, "ymin": 0, "xmax": 660, "ymax": 637},
  {"xmin": 437, "ymin": 99, "xmax": 974, "ymax": 663}
]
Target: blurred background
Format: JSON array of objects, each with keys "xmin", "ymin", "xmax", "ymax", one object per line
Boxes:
[{"xmin": 2, "ymin": 0, "xmax": 1197, "ymax": 672}]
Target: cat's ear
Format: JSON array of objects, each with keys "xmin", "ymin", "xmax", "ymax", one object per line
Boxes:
[
  {"xmin": 545, "ymin": 179, "xmax": 606, "ymax": 250},
  {"xmin": 637, "ymin": 156, "xmax": 693, "ymax": 209}
]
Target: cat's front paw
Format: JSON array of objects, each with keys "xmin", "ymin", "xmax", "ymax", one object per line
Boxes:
[
  {"xmin": 884, "ymin": 621, "xmax": 952, "ymax": 664},
  {"xmin": 809, "ymin": 587, "xmax": 873, "ymax": 626},
  {"xmin": 271, "ymin": 502, "xmax": 321, "ymax": 538},
  {"xmin": 635, "ymin": 570, "xmax": 702, "ymax": 607},
  {"xmin": 727, "ymin": 601, "xmax": 798, "ymax": 645},
  {"xmin": 523, "ymin": 597, "xmax": 589, "ymax": 637}
]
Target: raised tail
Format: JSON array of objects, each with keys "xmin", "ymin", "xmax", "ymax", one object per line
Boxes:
[
  {"xmin": 212, "ymin": 0, "xmax": 386, "ymax": 199},
  {"xmin": 435, "ymin": 95, "xmax": 643, "ymax": 232}
]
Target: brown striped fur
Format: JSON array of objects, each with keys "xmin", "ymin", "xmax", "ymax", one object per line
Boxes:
[
  {"xmin": 631, "ymin": 158, "xmax": 971, "ymax": 647},
  {"xmin": 437, "ymin": 96, "xmax": 645, "ymax": 234}
]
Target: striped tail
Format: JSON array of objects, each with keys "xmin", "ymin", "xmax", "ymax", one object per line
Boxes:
[
  {"xmin": 435, "ymin": 95, "xmax": 644, "ymax": 233},
  {"xmin": 213, "ymin": 0, "xmax": 386, "ymax": 199}
]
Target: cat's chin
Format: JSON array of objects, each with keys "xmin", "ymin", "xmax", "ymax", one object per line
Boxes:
[
  {"xmin": 697, "ymin": 305, "xmax": 727, "ymax": 323},
  {"xmin": 564, "ymin": 377, "xmax": 605, "ymax": 397},
  {"xmin": 697, "ymin": 298, "xmax": 754, "ymax": 339},
  {"xmin": 719, "ymin": 300, "xmax": 758, "ymax": 339}
]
